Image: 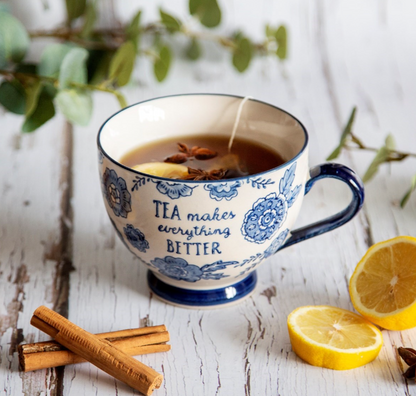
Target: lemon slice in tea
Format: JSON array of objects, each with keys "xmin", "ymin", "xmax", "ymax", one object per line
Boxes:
[{"xmin": 132, "ymin": 162, "xmax": 188, "ymax": 179}]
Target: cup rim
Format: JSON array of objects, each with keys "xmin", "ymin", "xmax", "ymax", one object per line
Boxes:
[{"xmin": 97, "ymin": 93, "xmax": 309, "ymax": 183}]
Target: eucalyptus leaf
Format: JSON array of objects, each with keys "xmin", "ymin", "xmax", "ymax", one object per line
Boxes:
[
  {"xmin": 87, "ymin": 50, "xmax": 113, "ymax": 84},
  {"xmin": 190, "ymin": 0, "xmax": 221, "ymax": 28},
  {"xmin": 185, "ymin": 38, "xmax": 201, "ymax": 60},
  {"xmin": 22, "ymin": 88, "xmax": 55, "ymax": 132},
  {"xmin": 109, "ymin": 41, "xmax": 135, "ymax": 87},
  {"xmin": 327, "ymin": 107, "xmax": 357, "ymax": 160},
  {"xmin": 385, "ymin": 133, "xmax": 395, "ymax": 151},
  {"xmin": 400, "ymin": 175, "xmax": 416, "ymax": 208},
  {"xmin": 0, "ymin": 10, "xmax": 30, "ymax": 67},
  {"xmin": 56, "ymin": 89, "xmax": 92, "ymax": 126},
  {"xmin": 159, "ymin": 9, "xmax": 182, "ymax": 33},
  {"xmin": 362, "ymin": 146, "xmax": 390, "ymax": 183},
  {"xmin": 38, "ymin": 43, "xmax": 73, "ymax": 78},
  {"xmin": 265, "ymin": 24, "xmax": 275, "ymax": 38},
  {"xmin": 0, "ymin": 80, "xmax": 26, "ymax": 114},
  {"xmin": 15, "ymin": 63, "xmax": 37, "ymax": 74},
  {"xmin": 189, "ymin": 0, "xmax": 202, "ymax": 15},
  {"xmin": 25, "ymin": 80, "xmax": 42, "ymax": 117},
  {"xmin": 66, "ymin": 0, "xmax": 86, "ymax": 23},
  {"xmin": 0, "ymin": 3, "xmax": 11, "ymax": 13},
  {"xmin": 153, "ymin": 45, "xmax": 172, "ymax": 82},
  {"xmin": 275, "ymin": 25, "xmax": 287, "ymax": 60},
  {"xmin": 81, "ymin": 2, "xmax": 97, "ymax": 38},
  {"xmin": 126, "ymin": 10, "xmax": 142, "ymax": 50},
  {"xmin": 59, "ymin": 47, "xmax": 89, "ymax": 89},
  {"xmin": 232, "ymin": 37, "xmax": 252, "ymax": 73}
]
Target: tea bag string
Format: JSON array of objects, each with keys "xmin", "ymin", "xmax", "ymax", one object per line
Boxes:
[{"xmin": 228, "ymin": 96, "xmax": 253, "ymax": 153}]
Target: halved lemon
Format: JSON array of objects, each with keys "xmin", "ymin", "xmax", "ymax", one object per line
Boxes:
[
  {"xmin": 132, "ymin": 162, "xmax": 188, "ymax": 179},
  {"xmin": 349, "ymin": 236, "xmax": 416, "ymax": 330},
  {"xmin": 287, "ymin": 305, "xmax": 383, "ymax": 370}
]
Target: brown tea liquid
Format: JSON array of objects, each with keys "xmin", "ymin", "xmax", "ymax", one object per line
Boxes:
[{"xmin": 120, "ymin": 135, "xmax": 285, "ymax": 179}]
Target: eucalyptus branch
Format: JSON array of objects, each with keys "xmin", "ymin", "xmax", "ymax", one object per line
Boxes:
[
  {"xmin": 343, "ymin": 143, "xmax": 416, "ymax": 160},
  {"xmin": 0, "ymin": 0, "xmax": 287, "ymax": 132},
  {"xmin": 327, "ymin": 107, "xmax": 416, "ymax": 207},
  {"xmin": 27, "ymin": 22, "xmax": 271, "ymax": 55}
]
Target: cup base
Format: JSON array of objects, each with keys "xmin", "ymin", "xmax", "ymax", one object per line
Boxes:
[{"xmin": 147, "ymin": 271, "xmax": 257, "ymax": 309}]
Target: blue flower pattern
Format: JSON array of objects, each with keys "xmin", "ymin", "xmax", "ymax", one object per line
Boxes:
[
  {"xmin": 150, "ymin": 256, "xmax": 237, "ymax": 282},
  {"xmin": 102, "ymin": 168, "xmax": 132, "ymax": 218},
  {"xmin": 124, "ymin": 224, "xmax": 149, "ymax": 252},
  {"xmin": 241, "ymin": 163, "xmax": 301, "ymax": 244},
  {"xmin": 153, "ymin": 181, "xmax": 195, "ymax": 199},
  {"xmin": 204, "ymin": 181, "xmax": 241, "ymax": 201},
  {"xmin": 109, "ymin": 217, "xmax": 130, "ymax": 250},
  {"xmin": 263, "ymin": 229, "xmax": 290, "ymax": 258}
]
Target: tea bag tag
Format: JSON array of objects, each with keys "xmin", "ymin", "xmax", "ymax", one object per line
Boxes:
[{"xmin": 228, "ymin": 96, "xmax": 253, "ymax": 152}]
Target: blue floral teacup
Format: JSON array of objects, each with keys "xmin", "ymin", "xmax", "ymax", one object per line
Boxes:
[{"xmin": 97, "ymin": 94, "xmax": 364, "ymax": 308}]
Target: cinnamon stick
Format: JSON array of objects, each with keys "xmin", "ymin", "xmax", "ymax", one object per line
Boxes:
[
  {"xmin": 19, "ymin": 325, "xmax": 170, "ymax": 372},
  {"xmin": 31, "ymin": 306, "xmax": 163, "ymax": 396}
]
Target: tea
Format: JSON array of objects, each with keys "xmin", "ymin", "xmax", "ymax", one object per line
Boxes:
[{"xmin": 120, "ymin": 135, "xmax": 285, "ymax": 180}]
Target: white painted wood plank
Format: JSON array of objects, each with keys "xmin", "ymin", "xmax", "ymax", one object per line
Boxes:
[
  {"xmin": 2, "ymin": 0, "xmax": 416, "ymax": 395},
  {"xmin": 0, "ymin": 112, "xmax": 69, "ymax": 395}
]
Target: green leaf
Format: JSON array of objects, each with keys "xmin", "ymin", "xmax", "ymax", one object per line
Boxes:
[
  {"xmin": 126, "ymin": 10, "xmax": 142, "ymax": 50},
  {"xmin": 190, "ymin": 0, "xmax": 221, "ymax": 28},
  {"xmin": 159, "ymin": 8, "xmax": 182, "ymax": 33},
  {"xmin": 80, "ymin": 2, "xmax": 97, "ymax": 37},
  {"xmin": 232, "ymin": 37, "xmax": 253, "ymax": 73},
  {"xmin": 109, "ymin": 41, "xmax": 135, "ymax": 87},
  {"xmin": 185, "ymin": 38, "xmax": 201, "ymax": 61},
  {"xmin": 153, "ymin": 45, "xmax": 172, "ymax": 82},
  {"xmin": 59, "ymin": 47, "xmax": 89, "ymax": 89},
  {"xmin": 362, "ymin": 146, "xmax": 390, "ymax": 183},
  {"xmin": 22, "ymin": 87, "xmax": 55, "ymax": 132},
  {"xmin": 327, "ymin": 107, "xmax": 357, "ymax": 160},
  {"xmin": 25, "ymin": 80, "xmax": 42, "ymax": 117},
  {"xmin": 87, "ymin": 49, "xmax": 113, "ymax": 84},
  {"xmin": 15, "ymin": 63, "xmax": 37, "ymax": 74},
  {"xmin": 400, "ymin": 175, "xmax": 416, "ymax": 208},
  {"xmin": 385, "ymin": 133, "xmax": 395, "ymax": 151},
  {"xmin": 0, "ymin": 10, "xmax": 30, "ymax": 66},
  {"xmin": 38, "ymin": 43, "xmax": 73, "ymax": 78},
  {"xmin": 0, "ymin": 80, "xmax": 26, "ymax": 114},
  {"xmin": 189, "ymin": 0, "xmax": 202, "ymax": 15},
  {"xmin": 265, "ymin": 24, "xmax": 275, "ymax": 38},
  {"xmin": 65, "ymin": 0, "xmax": 86, "ymax": 23},
  {"xmin": 56, "ymin": 89, "xmax": 92, "ymax": 126},
  {"xmin": 0, "ymin": 3, "xmax": 11, "ymax": 13},
  {"xmin": 275, "ymin": 25, "xmax": 287, "ymax": 60}
]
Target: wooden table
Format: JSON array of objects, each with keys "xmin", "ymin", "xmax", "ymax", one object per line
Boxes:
[{"xmin": 1, "ymin": 1, "xmax": 416, "ymax": 394}]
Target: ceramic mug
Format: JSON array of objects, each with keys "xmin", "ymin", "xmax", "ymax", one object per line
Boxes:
[{"xmin": 97, "ymin": 94, "xmax": 364, "ymax": 308}]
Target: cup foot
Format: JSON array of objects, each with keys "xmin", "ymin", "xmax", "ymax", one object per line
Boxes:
[{"xmin": 147, "ymin": 271, "xmax": 257, "ymax": 309}]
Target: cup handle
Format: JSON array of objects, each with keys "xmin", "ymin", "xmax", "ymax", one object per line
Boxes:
[{"xmin": 279, "ymin": 163, "xmax": 365, "ymax": 250}]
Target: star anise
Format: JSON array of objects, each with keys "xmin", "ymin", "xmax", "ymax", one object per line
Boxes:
[
  {"xmin": 183, "ymin": 167, "xmax": 227, "ymax": 181},
  {"xmin": 398, "ymin": 347, "xmax": 416, "ymax": 380},
  {"xmin": 165, "ymin": 143, "xmax": 217, "ymax": 164}
]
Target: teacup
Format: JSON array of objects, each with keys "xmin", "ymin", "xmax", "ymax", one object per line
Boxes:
[{"xmin": 97, "ymin": 94, "xmax": 364, "ymax": 308}]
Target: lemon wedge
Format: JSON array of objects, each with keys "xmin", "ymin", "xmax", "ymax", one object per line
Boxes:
[
  {"xmin": 349, "ymin": 236, "xmax": 416, "ymax": 330},
  {"xmin": 132, "ymin": 162, "xmax": 188, "ymax": 179},
  {"xmin": 287, "ymin": 305, "xmax": 383, "ymax": 370}
]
